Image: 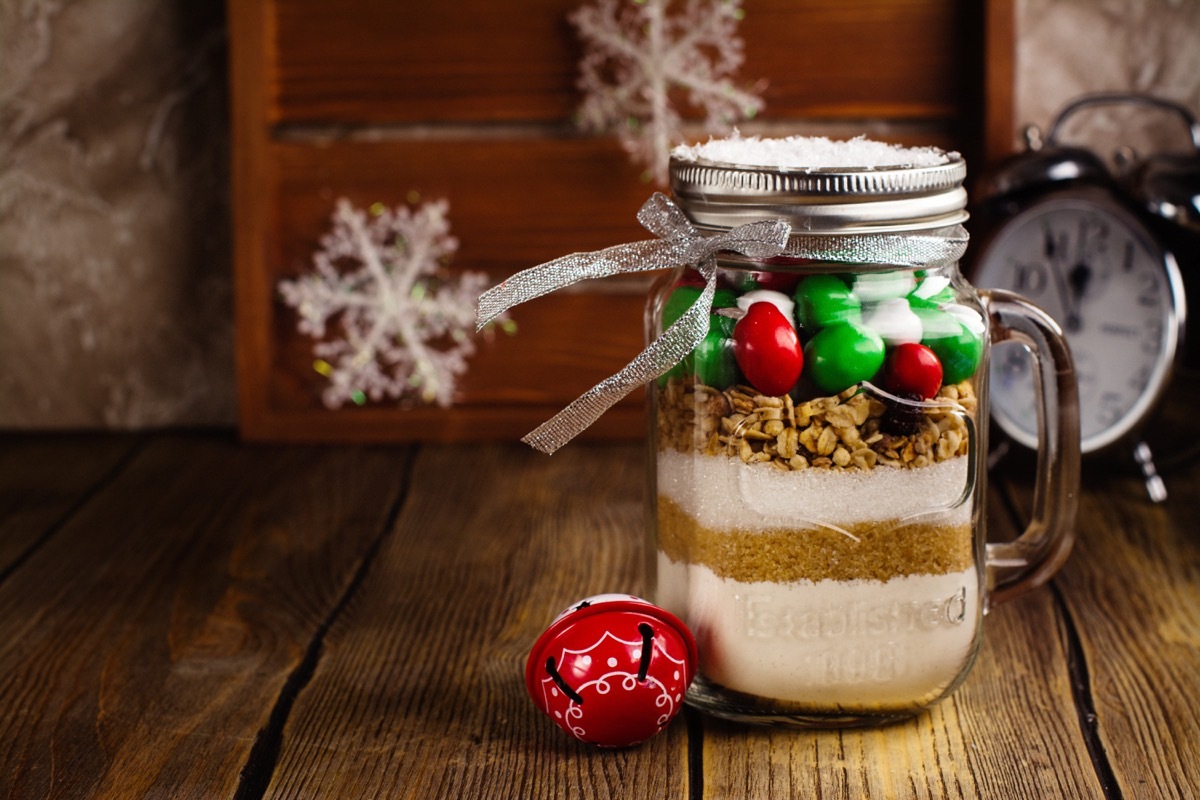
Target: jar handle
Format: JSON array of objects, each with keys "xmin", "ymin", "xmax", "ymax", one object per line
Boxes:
[{"xmin": 980, "ymin": 289, "xmax": 1081, "ymax": 607}]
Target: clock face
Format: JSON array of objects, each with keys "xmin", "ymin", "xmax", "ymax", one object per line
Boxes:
[{"xmin": 973, "ymin": 194, "xmax": 1184, "ymax": 453}]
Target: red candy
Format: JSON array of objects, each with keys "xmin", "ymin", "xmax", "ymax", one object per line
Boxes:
[
  {"xmin": 752, "ymin": 269, "xmax": 803, "ymax": 294},
  {"xmin": 882, "ymin": 342, "xmax": 943, "ymax": 399},
  {"xmin": 525, "ymin": 595, "xmax": 697, "ymax": 748},
  {"xmin": 733, "ymin": 302, "xmax": 804, "ymax": 396},
  {"xmin": 673, "ymin": 268, "xmax": 706, "ymax": 288}
]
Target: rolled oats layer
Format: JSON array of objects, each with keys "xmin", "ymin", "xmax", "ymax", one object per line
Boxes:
[{"xmin": 658, "ymin": 379, "xmax": 975, "ymax": 474}]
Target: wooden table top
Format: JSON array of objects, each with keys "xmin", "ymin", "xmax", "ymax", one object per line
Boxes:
[{"xmin": 1, "ymin": 432, "xmax": 1197, "ymax": 799}]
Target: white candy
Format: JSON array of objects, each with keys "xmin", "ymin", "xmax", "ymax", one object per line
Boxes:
[
  {"xmin": 862, "ymin": 298, "xmax": 922, "ymax": 345},
  {"xmin": 737, "ymin": 289, "xmax": 795, "ymax": 326},
  {"xmin": 941, "ymin": 303, "xmax": 986, "ymax": 335},
  {"xmin": 911, "ymin": 275, "xmax": 951, "ymax": 300},
  {"xmin": 850, "ymin": 272, "xmax": 916, "ymax": 303}
]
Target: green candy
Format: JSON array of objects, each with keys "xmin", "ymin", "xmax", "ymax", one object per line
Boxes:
[
  {"xmin": 907, "ymin": 276, "xmax": 957, "ymax": 309},
  {"xmin": 914, "ymin": 307, "xmax": 983, "ymax": 384},
  {"xmin": 662, "ymin": 286, "xmax": 738, "ymax": 330},
  {"xmin": 657, "ymin": 311, "xmax": 740, "ymax": 387},
  {"xmin": 709, "ymin": 312, "xmax": 737, "ymax": 338},
  {"xmin": 793, "ymin": 274, "xmax": 862, "ymax": 332},
  {"xmin": 694, "ymin": 327, "xmax": 740, "ymax": 388},
  {"xmin": 804, "ymin": 322, "xmax": 886, "ymax": 394}
]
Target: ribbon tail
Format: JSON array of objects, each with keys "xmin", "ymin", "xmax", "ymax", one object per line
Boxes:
[
  {"xmin": 476, "ymin": 239, "xmax": 682, "ymax": 330},
  {"xmin": 520, "ymin": 278, "xmax": 715, "ymax": 454}
]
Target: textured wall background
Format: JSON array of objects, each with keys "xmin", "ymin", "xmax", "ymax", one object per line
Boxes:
[
  {"xmin": 2, "ymin": 0, "xmax": 1198, "ymax": 429},
  {"xmin": 0, "ymin": 0, "xmax": 232, "ymax": 428},
  {"xmin": 1015, "ymin": 0, "xmax": 1200, "ymax": 158}
]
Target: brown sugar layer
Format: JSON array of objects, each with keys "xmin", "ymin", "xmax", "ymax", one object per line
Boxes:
[
  {"xmin": 656, "ymin": 495, "xmax": 974, "ymax": 584},
  {"xmin": 657, "ymin": 380, "xmax": 975, "ymax": 471}
]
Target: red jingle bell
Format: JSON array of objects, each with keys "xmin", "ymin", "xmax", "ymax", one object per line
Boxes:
[{"xmin": 525, "ymin": 594, "xmax": 698, "ymax": 748}]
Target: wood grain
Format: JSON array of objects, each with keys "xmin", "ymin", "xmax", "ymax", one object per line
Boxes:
[
  {"xmin": 0, "ymin": 435, "xmax": 410, "ymax": 799},
  {"xmin": 270, "ymin": 0, "xmax": 980, "ymax": 127},
  {"xmin": 982, "ymin": 0, "xmax": 1017, "ymax": 163},
  {"xmin": 259, "ymin": 444, "xmax": 691, "ymax": 799},
  {"xmin": 1049, "ymin": 468, "xmax": 1200, "ymax": 800},
  {"xmin": 954, "ymin": 594, "xmax": 1105, "ymax": 799},
  {"xmin": 269, "ymin": 138, "xmax": 651, "ymax": 277},
  {"xmin": 229, "ymin": 0, "xmax": 279, "ymax": 444},
  {"xmin": 0, "ymin": 434, "xmax": 139, "ymax": 577}
]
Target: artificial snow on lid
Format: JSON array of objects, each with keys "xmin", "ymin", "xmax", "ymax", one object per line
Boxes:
[
  {"xmin": 673, "ymin": 134, "xmax": 956, "ymax": 171},
  {"xmin": 668, "ymin": 133, "xmax": 969, "ymax": 234}
]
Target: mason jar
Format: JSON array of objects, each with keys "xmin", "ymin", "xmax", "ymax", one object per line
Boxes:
[{"xmin": 645, "ymin": 137, "xmax": 1079, "ymax": 727}]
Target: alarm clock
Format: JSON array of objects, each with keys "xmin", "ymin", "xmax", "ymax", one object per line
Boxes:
[{"xmin": 970, "ymin": 93, "xmax": 1200, "ymax": 500}]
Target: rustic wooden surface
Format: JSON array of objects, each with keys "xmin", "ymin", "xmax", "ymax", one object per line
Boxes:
[
  {"xmin": 230, "ymin": 0, "xmax": 1014, "ymax": 442},
  {"xmin": 1, "ymin": 432, "xmax": 1197, "ymax": 799}
]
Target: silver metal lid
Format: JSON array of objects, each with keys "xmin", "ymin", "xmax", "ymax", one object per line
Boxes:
[{"xmin": 669, "ymin": 154, "xmax": 968, "ymax": 234}]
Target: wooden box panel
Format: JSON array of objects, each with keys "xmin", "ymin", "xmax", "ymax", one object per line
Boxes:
[
  {"xmin": 271, "ymin": 0, "xmax": 980, "ymax": 126},
  {"xmin": 270, "ymin": 139, "xmax": 651, "ymax": 276},
  {"xmin": 272, "ymin": 0, "xmax": 582, "ymax": 124},
  {"xmin": 231, "ymin": 0, "xmax": 1013, "ymax": 442}
]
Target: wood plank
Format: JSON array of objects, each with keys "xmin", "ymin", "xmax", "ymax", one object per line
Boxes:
[
  {"xmin": 270, "ymin": 0, "xmax": 979, "ymax": 126},
  {"xmin": 696, "ymin": 476, "xmax": 1103, "ymax": 799},
  {"xmin": 0, "ymin": 435, "xmax": 410, "ymax": 799},
  {"xmin": 741, "ymin": 0, "xmax": 978, "ymax": 122},
  {"xmin": 1048, "ymin": 466, "xmax": 1200, "ymax": 800},
  {"xmin": 982, "ymin": 0, "xmax": 1017, "ymax": 164},
  {"xmin": 268, "ymin": 291, "xmax": 652, "ymax": 417},
  {"xmin": 953, "ymin": 593, "xmax": 1104, "ymax": 798},
  {"xmin": 272, "ymin": 0, "xmax": 580, "ymax": 125},
  {"xmin": 0, "ymin": 434, "xmax": 139, "ymax": 577},
  {"xmin": 238, "ymin": 397, "xmax": 647, "ymax": 445},
  {"xmin": 229, "ymin": 0, "xmax": 281, "ymax": 446},
  {"xmin": 260, "ymin": 444, "xmax": 691, "ymax": 799},
  {"xmin": 269, "ymin": 138, "xmax": 651, "ymax": 276}
]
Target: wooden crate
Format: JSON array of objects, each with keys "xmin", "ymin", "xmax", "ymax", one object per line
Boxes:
[{"xmin": 228, "ymin": 0, "xmax": 1014, "ymax": 442}]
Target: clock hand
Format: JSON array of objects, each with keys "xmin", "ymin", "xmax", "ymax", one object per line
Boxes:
[
  {"xmin": 1048, "ymin": 261, "xmax": 1082, "ymax": 333},
  {"xmin": 1042, "ymin": 227, "xmax": 1083, "ymax": 332},
  {"xmin": 1064, "ymin": 262, "xmax": 1091, "ymax": 332},
  {"xmin": 1043, "ymin": 227, "xmax": 1059, "ymax": 260},
  {"xmin": 1068, "ymin": 262, "xmax": 1091, "ymax": 294}
]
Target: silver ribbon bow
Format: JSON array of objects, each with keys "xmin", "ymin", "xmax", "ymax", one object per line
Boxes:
[{"xmin": 477, "ymin": 192, "xmax": 968, "ymax": 454}]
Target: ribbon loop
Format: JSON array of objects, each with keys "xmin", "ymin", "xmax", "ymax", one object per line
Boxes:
[
  {"xmin": 476, "ymin": 193, "xmax": 785, "ymax": 330},
  {"xmin": 635, "ymin": 191, "xmax": 696, "ymax": 242}
]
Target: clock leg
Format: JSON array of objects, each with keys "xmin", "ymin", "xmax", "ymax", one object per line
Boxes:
[{"xmin": 1133, "ymin": 440, "xmax": 1168, "ymax": 503}]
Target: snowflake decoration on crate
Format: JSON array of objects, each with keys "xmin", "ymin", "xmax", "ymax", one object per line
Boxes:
[
  {"xmin": 569, "ymin": 0, "xmax": 764, "ymax": 184},
  {"xmin": 279, "ymin": 198, "xmax": 509, "ymax": 410}
]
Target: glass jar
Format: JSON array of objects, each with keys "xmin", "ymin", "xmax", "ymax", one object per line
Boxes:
[{"xmin": 645, "ymin": 138, "xmax": 1079, "ymax": 727}]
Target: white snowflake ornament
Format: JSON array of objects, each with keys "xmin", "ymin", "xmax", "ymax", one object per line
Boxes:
[
  {"xmin": 570, "ymin": 0, "xmax": 764, "ymax": 184},
  {"xmin": 279, "ymin": 198, "xmax": 507, "ymax": 410}
]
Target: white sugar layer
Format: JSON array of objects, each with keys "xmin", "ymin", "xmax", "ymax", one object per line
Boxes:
[
  {"xmin": 657, "ymin": 450, "xmax": 973, "ymax": 531},
  {"xmin": 657, "ymin": 556, "xmax": 980, "ymax": 706}
]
